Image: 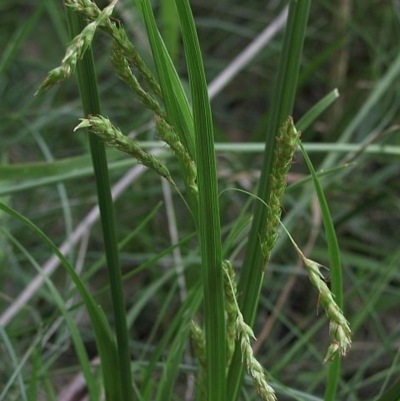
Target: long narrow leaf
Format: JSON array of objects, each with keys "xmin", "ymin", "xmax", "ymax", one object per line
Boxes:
[
  {"xmin": 155, "ymin": 286, "xmax": 203, "ymax": 401},
  {"xmin": 174, "ymin": 1, "xmax": 226, "ymax": 400},
  {"xmin": 0, "ymin": 201, "xmax": 121, "ymax": 400},
  {"xmin": 66, "ymin": 9, "xmax": 134, "ymax": 401},
  {"xmin": 297, "ymin": 89, "xmax": 340, "ymax": 132},
  {"xmin": 137, "ymin": 0, "xmax": 195, "ymax": 161},
  {"xmin": 3, "ymin": 231, "xmax": 99, "ymax": 401}
]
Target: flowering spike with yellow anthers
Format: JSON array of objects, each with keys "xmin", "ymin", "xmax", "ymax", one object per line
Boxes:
[
  {"xmin": 74, "ymin": 115, "xmax": 175, "ymax": 186},
  {"xmin": 260, "ymin": 116, "xmax": 300, "ymax": 264}
]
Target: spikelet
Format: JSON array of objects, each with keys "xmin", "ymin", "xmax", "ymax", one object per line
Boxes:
[
  {"xmin": 155, "ymin": 117, "xmax": 198, "ymax": 199},
  {"xmin": 282, "ymin": 225, "xmax": 352, "ymax": 362},
  {"xmin": 74, "ymin": 115, "xmax": 175, "ymax": 186},
  {"xmin": 190, "ymin": 321, "xmax": 207, "ymax": 401},
  {"xmin": 222, "ymin": 262, "xmax": 277, "ymax": 401},
  {"xmin": 260, "ymin": 117, "xmax": 300, "ymax": 264},
  {"xmin": 302, "ymin": 256, "xmax": 351, "ymax": 363},
  {"xmin": 36, "ymin": 0, "xmax": 118, "ymax": 95},
  {"xmin": 64, "ymin": 0, "xmax": 161, "ymax": 96},
  {"xmin": 111, "ymin": 49, "xmax": 165, "ymax": 116}
]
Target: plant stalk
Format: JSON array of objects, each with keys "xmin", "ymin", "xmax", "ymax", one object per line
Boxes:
[{"xmin": 66, "ymin": 9, "xmax": 134, "ymax": 401}]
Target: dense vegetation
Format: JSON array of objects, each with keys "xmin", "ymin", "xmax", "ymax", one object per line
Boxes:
[{"xmin": 1, "ymin": 0, "xmax": 400, "ymax": 400}]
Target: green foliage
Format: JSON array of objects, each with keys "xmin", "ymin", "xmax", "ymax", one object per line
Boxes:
[{"xmin": 2, "ymin": 0, "xmax": 400, "ymax": 401}]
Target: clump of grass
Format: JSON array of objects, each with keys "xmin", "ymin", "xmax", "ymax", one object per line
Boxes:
[{"xmin": 9, "ymin": 0, "xmax": 354, "ymax": 400}]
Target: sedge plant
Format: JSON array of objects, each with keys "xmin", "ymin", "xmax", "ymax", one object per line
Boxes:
[{"xmin": 1, "ymin": 0, "xmax": 355, "ymax": 400}]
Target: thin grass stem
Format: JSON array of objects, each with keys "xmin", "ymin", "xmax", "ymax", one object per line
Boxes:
[{"xmin": 66, "ymin": 9, "xmax": 134, "ymax": 401}]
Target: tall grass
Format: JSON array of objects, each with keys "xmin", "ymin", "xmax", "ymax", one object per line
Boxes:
[{"xmin": 1, "ymin": 0, "xmax": 400, "ymax": 401}]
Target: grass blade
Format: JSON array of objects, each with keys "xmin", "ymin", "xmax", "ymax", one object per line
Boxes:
[
  {"xmin": 65, "ymin": 8, "xmax": 133, "ymax": 401},
  {"xmin": 3, "ymin": 230, "xmax": 99, "ymax": 401},
  {"xmin": 174, "ymin": 0, "xmax": 227, "ymax": 399},
  {"xmin": 297, "ymin": 89, "xmax": 340, "ymax": 132},
  {"xmin": 137, "ymin": 0, "xmax": 195, "ymax": 161},
  {"xmin": 375, "ymin": 377, "xmax": 400, "ymax": 401},
  {"xmin": 321, "ymin": 50, "xmax": 400, "ymax": 170},
  {"xmin": 0, "ymin": 201, "xmax": 120, "ymax": 400}
]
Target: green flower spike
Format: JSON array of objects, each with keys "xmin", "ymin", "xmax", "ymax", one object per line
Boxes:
[
  {"xmin": 260, "ymin": 116, "xmax": 300, "ymax": 264},
  {"xmin": 223, "ymin": 262, "xmax": 277, "ymax": 401},
  {"xmin": 74, "ymin": 115, "xmax": 175, "ymax": 186},
  {"xmin": 281, "ymin": 223, "xmax": 352, "ymax": 363},
  {"xmin": 36, "ymin": 0, "xmax": 118, "ymax": 95}
]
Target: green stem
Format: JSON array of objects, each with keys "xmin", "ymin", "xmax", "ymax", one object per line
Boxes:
[{"xmin": 66, "ymin": 9, "xmax": 134, "ymax": 401}]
